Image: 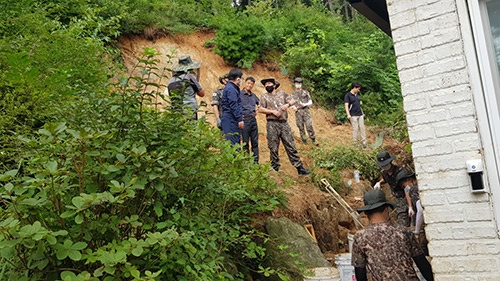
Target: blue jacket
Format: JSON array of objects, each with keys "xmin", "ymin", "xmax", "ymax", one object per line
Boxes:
[{"xmin": 221, "ymin": 82, "xmax": 243, "ymax": 121}]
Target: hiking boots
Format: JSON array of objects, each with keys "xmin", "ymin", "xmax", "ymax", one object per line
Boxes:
[{"xmin": 297, "ymin": 166, "xmax": 311, "ymax": 176}]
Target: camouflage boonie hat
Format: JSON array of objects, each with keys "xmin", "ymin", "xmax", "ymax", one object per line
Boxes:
[
  {"xmin": 357, "ymin": 190, "xmax": 396, "ymax": 213},
  {"xmin": 172, "ymin": 55, "xmax": 201, "ymax": 72},
  {"xmin": 219, "ymin": 73, "xmax": 228, "ymax": 84}
]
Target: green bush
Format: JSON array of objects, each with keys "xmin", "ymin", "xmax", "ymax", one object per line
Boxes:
[
  {"xmin": 0, "ymin": 11, "xmax": 114, "ymax": 171},
  {"xmin": 0, "ymin": 49, "xmax": 284, "ymax": 280},
  {"xmin": 310, "ymin": 145, "xmax": 381, "ymax": 184},
  {"xmin": 214, "ymin": 15, "xmax": 265, "ymax": 68}
]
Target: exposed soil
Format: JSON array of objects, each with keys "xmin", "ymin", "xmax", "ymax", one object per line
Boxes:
[{"xmin": 118, "ymin": 31, "xmax": 406, "ymax": 262}]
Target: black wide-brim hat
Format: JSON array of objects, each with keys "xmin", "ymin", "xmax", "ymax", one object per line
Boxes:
[
  {"xmin": 357, "ymin": 190, "xmax": 396, "ymax": 213},
  {"xmin": 375, "ymin": 151, "xmax": 396, "ymax": 167},
  {"xmin": 260, "ymin": 78, "xmax": 280, "ymax": 89},
  {"xmin": 395, "ymin": 168, "xmax": 416, "ymax": 187}
]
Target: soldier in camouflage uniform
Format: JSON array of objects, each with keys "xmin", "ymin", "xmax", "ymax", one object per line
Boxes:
[
  {"xmin": 290, "ymin": 77, "xmax": 317, "ymax": 145},
  {"xmin": 396, "ymin": 168, "xmax": 428, "ymax": 254},
  {"xmin": 258, "ymin": 78, "xmax": 310, "ymax": 175},
  {"xmin": 211, "ymin": 73, "xmax": 228, "ymax": 131},
  {"xmin": 352, "ymin": 190, "xmax": 434, "ymax": 281},
  {"xmin": 167, "ymin": 55, "xmax": 206, "ymax": 120},
  {"xmin": 372, "ymin": 151, "xmax": 408, "ymax": 227}
]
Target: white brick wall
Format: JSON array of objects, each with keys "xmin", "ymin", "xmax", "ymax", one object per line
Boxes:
[{"xmin": 386, "ymin": 0, "xmax": 500, "ymax": 278}]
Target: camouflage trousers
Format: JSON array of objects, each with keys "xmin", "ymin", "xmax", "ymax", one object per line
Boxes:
[
  {"xmin": 394, "ymin": 196, "xmax": 410, "ymax": 227},
  {"xmin": 266, "ymin": 120, "xmax": 303, "ymax": 170},
  {"xmin": 295, "ymin": 108, "xmax": 315, "ymax": 142}
]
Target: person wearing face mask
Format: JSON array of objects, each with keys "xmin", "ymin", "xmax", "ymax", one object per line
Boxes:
[
  {"xmin": 221, "ymin": 68, "xmax": 244, "ymax": 146},
  {"xmin": 290, "ymin": 77, "xmax": 317, "ymax": 146},
  {"xmin": 258, "ymin": 78, "xmax": 311, "ymax": 175},
  {"xmin": 240, "ymin": 77, "xmax": 260, "ymax": 163},
  {"xmin": 373, "ymin": 151, "xmax": 408, "ymax": 226},
  {"xmin": 351, "ymin": 190, "xmax": 434, "ymax": 281}
]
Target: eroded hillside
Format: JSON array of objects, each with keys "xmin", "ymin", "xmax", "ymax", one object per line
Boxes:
[{"xmin": 118, "ymin": 32, "xmax": 403, "ymax": 258}]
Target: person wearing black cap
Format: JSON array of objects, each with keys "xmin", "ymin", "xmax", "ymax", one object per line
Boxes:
[
  {"xmin": 373, "ymin": 151, "xmax": 408, "ymax": 226},
  {"xmin": 211, "ymin": 73, "xmax": 228, "ymax": 131},
  {"xmin": 290, "ymin": 77, "xmax": 317, "ymax": 145},
  {"xmin": 351, "ymin": 190, "xmax": 434, "ymax": 281},
  {"xmin": 258, "ymin": 78, "xmax": 310, "ymax": 175},
  {"xmin": 167, "ymin": 55, "xmax": 206, "ymax": 120},
  {"xmin": 221, "ymin": 68, "xmax": 244, "ymax": 146}
]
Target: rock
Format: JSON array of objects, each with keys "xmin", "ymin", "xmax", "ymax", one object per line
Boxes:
[{"xmin": 264, "ymin": 217, "xmax": 333, "ymax": 281}]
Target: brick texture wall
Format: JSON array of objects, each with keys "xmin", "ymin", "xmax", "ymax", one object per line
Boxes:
[{"xmin": 386, "ymin": 0, "xmax": 500, "ymax": 278}]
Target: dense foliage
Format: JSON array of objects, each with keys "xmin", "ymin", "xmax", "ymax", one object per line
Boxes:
[
  {"xmin": 0, "ymin": 49, "xmax": 284, "ymax": 280},
  {"xmin": 1, "ymin": 0, "xmax": 406, "ymax": 132},
  {"xmin": 212, "ymin": 1, "xmax": 405, "ymax": 135}
]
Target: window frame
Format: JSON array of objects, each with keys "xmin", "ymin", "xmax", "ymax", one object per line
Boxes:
[{"xmin": 462, "ymin": 0, "xmax": 500, "ymax": 232}]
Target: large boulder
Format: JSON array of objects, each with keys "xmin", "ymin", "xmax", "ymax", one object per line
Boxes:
[{"xmin": 264, "ymin": 217, "xmax": 337, "ymax": 281}]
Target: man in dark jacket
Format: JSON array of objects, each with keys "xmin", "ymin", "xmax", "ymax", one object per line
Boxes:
[
  {"xmin": 240, "ymin": 77, "xmax": 259, "ymax": 163},
  {"xmin": 221, "ymin": 68, "xmax": 244, "ymax": 146}
]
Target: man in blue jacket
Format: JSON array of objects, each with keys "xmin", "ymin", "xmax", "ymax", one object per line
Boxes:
[{"xmin": 221, "ymin": 68, "xmax": 244, "ymax": 146}]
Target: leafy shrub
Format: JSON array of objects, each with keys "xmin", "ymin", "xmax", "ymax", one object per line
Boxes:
[
  {"xmin": 310, "ymin": 145, "xmax": 381, "ymax": 184},
  {"xmin": 214, "ymin": 15, "xmax": 265, "ymax": 68},
  {"xmin": 0, "ymin": 49, "xmax": 284, "ymax": 280},
  {"xmin": 0, "ymin": 11, "xmax": 114, "ymax": 171}
]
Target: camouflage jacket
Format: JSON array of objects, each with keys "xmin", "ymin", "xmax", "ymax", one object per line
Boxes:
[
  {"xmin": 211, "ymin": 87, "xmax": 224, "ymax": 115},
  {"xmin": 291, "ymin": 89, "xmax": 312, "ymax": 110},
  {"xmin": 351, "ymin": 221, "xmax": 423, "ymax": 281},
  {"xmin": 260, "ymin": 90, "xmax": 292, "ymax": 121}
]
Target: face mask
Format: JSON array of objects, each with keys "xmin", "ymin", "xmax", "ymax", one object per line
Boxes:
[
  {"xmin": 265, "ymin": 85, "xmax": 275, "ymax": 93},
  {"xmin": 295, "ymin": 83, "xmax": 302, "ymax": 89},
  {"xmin": 381, "ymin": 164, "xmax": 391, "ymax": 171}
]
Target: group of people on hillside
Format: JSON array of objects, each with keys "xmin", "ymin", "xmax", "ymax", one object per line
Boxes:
[
  {"xmin": 351, "ymin": 151, "xmax": 432, "ymax": 281},
  {"xmin": 213, "ymin": 68, "xmax": 312, "ymax": 175},
  {"xmin": 167, "ymin": 55, "xmax": 433, "ymax": 280},
  {"xmin": 167, "ymin": 55, "xmax": 368, "ymax": 175},
  {"xmin": 168, "ymin": 55, "xmax": 327, "ymax": 175}
]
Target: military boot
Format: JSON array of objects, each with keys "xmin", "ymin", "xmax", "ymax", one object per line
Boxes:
[{"xmin": 297, "ymin": 166, "xmax": 311, "ymax": 176}]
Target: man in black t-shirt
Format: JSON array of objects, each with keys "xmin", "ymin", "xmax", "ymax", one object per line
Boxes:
[{"xmin": 344, "ymin": 82, "xmax": 366, "ymax": 148}]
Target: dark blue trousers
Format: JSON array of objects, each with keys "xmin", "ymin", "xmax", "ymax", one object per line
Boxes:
[{"xmin": 221, "ymin": 116, "xmax": 241, "ymax": 146}]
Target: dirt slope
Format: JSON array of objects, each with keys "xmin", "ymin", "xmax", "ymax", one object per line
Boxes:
[{"xmin": 118, "ymin": 32, "xmax": 389, "ymax": 257}]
